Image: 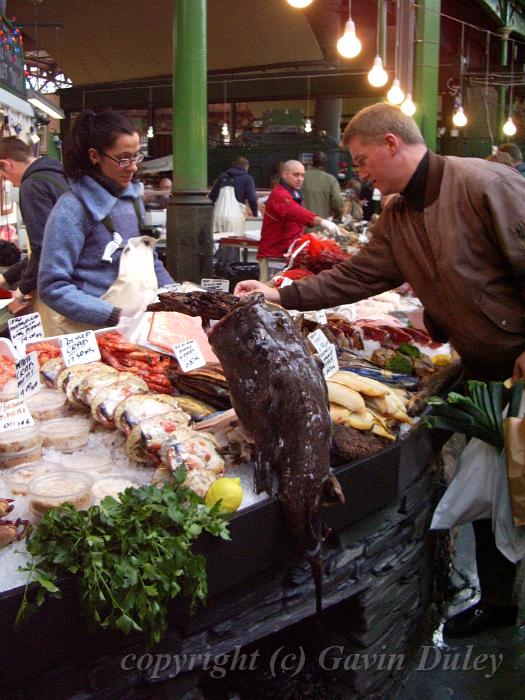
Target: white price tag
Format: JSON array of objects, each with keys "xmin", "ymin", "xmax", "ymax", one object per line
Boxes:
[
  {"xmin": 0, "ymin": 398, "xmax": 35, "ymax": 432},
  {"xmin": 280, "ymin": 277, "xmax": 293, "ymax": 288},
  {"xmin": 307, "ymin": 329, "xmax": 339, "ymax": 378},
  {"xmin": 59, "ymin": 330, "xmax": 101, "ymax": 367},
  {"xmin": 16, "ymin": 351, "xmax": 41, "ymax": 399},
  {"xmin": 8, "ymin": 312, "xmax": 44, "ymax": 349},
  {"xmin": 315, "ymin": 310, "xmax": 328, "ymax": 325},
  {"xmin": 200, "ymin": 278, "xmax": 230, "ymax": 293},
  {"xmin": 159, "ymin": 283, "xmax": 182, "ymax": 293},
  {"xmin": 173, "ymin": 339, "xmax": 206, "ymax": 373}
]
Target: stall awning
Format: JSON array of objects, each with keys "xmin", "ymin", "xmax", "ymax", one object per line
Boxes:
[
  {"xmin": 140, "ymin": 155, "xmax": 173, "ymax": 173},
  {"xmin": 0, "ymin": 87, "xmax": 34, "ymax": 117}
]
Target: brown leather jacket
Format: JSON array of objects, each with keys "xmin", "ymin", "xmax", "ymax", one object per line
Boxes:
[{"xmin": 279, "ymin": 151, "xmax": 525, "ymax": 380}]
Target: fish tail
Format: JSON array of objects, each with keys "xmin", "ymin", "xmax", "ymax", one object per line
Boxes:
[{"xmin": 306, "ymin": 543, "xmax": 324, "ymax": 618}]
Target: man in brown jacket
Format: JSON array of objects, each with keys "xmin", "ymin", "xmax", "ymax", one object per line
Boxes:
[{"xmin": 236, "ymin": 103, "xmax": 525, "ymax": 638}]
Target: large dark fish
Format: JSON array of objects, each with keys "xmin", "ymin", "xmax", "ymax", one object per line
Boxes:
[{"xmin": 149, "ymin": 291, "xmax": 344, "ymax": 612}]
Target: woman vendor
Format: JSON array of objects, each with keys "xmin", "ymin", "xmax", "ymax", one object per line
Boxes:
[{"xmin": 39, "ymin": 110, "xmax": 174, "ymax": 335}]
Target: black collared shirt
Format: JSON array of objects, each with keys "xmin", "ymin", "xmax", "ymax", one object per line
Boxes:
[{"xmin": 401, "ymin": 150, "xmax": 429, "ymax": 212}]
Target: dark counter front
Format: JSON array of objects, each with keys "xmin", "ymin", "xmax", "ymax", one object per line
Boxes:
[{"xmin": 0, "ymin": 423, "xmax": 450, "ymax": 690}]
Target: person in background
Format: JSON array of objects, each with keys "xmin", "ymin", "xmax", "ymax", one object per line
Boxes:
[
  {"xmin": 236, "ymin": 103, "xmax": 525, "ymax": 638},
  {"xmin": 39, "ymin": 110, "xmax": 174, "ymax": 335},
  {"xmin": 158, "ymin": 177, "xmax": 172, "ymax": 206},
  {"xmin": 302, "ymin": 151, "xmax": 343, "ymax": 224},
  {"xmin": 0, "ymin": 136, "xmax": 68, "ymax": 335},
  {"xmin": 257, "ymin": 159, "xmax": 340, "ymax": 282},
  {"xmin": 209, "ymin": 156, "xmax": 259, "ymax": 224},
  {"xmin": 497, "ymin": 142, "xmax": 525, "ymax": 176}
]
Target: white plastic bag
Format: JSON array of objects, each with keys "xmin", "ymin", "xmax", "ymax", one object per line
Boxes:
[
  {"xmin": 213, "ymin": 185, "xmax": 245, "ymax": 235},
  {"xmin": 430, "ymin": 437, "xmax": 498, "ymax": 530},
  {"xmin": 492, "ymin": 451, "xmax": 525, "ymax": 563}
]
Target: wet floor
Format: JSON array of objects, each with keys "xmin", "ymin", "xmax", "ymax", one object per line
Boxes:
[{"xmin": 393, "ymin": 524, "xmax": 525, "ymax": 700}]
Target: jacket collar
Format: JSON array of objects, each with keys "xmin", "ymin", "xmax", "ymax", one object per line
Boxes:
[
  {"xmin": 71, "ymin": 175, "xmax": 141, "ymax": 221},
  {"xmin": 279, "ymin": 179, "xmax": 303, "ymax": 205}
]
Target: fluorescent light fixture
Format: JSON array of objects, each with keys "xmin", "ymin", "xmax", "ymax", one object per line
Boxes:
[{"xmin": 27, "ymin": 90, "xmax": 65, "ymax": 120}]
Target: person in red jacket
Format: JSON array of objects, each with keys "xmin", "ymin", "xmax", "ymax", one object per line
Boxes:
[{"xmin": 257, "ymin": 160, "xmax": 339, "ymax": 281}]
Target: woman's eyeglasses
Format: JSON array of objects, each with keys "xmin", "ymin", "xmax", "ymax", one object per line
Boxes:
[{"xmin": 102, "ymin": 152, "xmax": 145, "ymax": 168}]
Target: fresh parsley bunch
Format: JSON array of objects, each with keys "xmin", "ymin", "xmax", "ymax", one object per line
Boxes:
[{"xmin": 16, "ymin": 467, "xmax": 230, "ymax": 644}]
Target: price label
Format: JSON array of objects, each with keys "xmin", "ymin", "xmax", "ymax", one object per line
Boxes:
[
  {"xmin": 59, "ymin": 330, "xmax": 101, "ymax": 367},
  {"xmin": 315, "ymin": 310, "xmax": 328, "ymax": 325},
  {"xmin": 0, "ymin": 398, "xmax": 35, "ymax": 433},
  {"xmin": 173, "ymin": 339, "xmax": 206, "ymax": 373},
  {"xmin": 200, "ymin": 278, "xmax": 230, "ymax": 293},
  {"xmin": 307, "ymin": 329, "xmax": 339, "ymax": 379},
  {"xmin": 16, "ymin": 351, "xmax": 41, "ymax": 399},
  {"xmin": 280, "ymin": 277, "xmax": 293, "ymax": 288},
  {"xmin": 8, "ymin": 312, "xmax": 44, "ymax": 349},
  {"xmin": 159, "ymin": 283, "xmax": 182, "ymax": 293}
]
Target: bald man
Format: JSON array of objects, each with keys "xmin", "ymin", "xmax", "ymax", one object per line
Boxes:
[{"xmin": 257, "ymin": 159, "xmax": 339, "ymax": 281}]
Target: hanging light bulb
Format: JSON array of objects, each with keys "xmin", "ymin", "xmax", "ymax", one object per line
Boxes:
[
  {"xmin": 503, "ymin": 116, "xmax": 517, "ymax": 136},
  {"xmin": 503, "ymin": 40, "xmax": 517, "ymax": 137},
  {"xmin": 147, "ymin": 125, "xmax": 154, "ymax": 139},
  {"xmin": 337, "ymin": 18, "xmax": 361, "ymax": 59},
  {"xmin": 222, "ymin": 122, "xmax": 230, "ymax": 143},
  {"xmin": 304, "ymin": 118, "xmax": 312, "ymax": 133},
  {"xmin": 400, "ymin": 94, "xmax": 416, "ymax": 116},
  {"xmin": 387, "ymin": 79, "xmax": 404, "ymax": 105},
  {"xmin": 286, "ymin": 0, "xmax": 313, "ymax": 7},
  {"xmin": 368, "ymin": 55, "xmax": 388, "ymax": 87},
  {"xmin": 452, "ymin": 106, "xmax": 467, "ymax": 128}
]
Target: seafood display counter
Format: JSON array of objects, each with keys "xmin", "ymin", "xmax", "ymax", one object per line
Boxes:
[{"xmin": 0, "ymin": 420, "xmax": 449, "ymax": 688}]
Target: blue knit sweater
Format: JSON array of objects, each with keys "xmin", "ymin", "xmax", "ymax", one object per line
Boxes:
[{"xmin": 39, "ymin": 175, "xmax": 173, "ymax": 327}]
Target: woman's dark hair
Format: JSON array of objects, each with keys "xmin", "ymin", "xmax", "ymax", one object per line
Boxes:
[{"xmin": 64, "ymin": 110, "xmax": 138, "ymax": 180}]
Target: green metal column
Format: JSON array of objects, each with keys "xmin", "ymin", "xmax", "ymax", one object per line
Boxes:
[
  {"xmin": 166, "ymin": 0, "xmax": 214, "ymax": 283},
  {"xmin": 172, "ymin": 0, "xmax": 207, "ymax": 190},
  {"xmin": 414, "ymin": 0, "xmax": 441, "ymax": 151}
]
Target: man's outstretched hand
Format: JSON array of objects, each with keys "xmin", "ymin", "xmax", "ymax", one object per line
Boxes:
[
  {"xmin": 512, "ymin": 350, "xmax": 525, "ymax": 380},
  {"xmin": 234, "ymin": 280, "xmax": 281, "ymax": 302}
]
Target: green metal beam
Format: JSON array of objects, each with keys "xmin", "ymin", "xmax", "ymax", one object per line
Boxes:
[
  {"xmin": 60, "ymin": 72, "xmax": 389, "ymax": 113},
  {"xmin": 414, "ymin": 0, "xmax": 441, "ymax": 151},
  {"xmin": 476, "ymin": 0, "xmax": 525, "ymax": 38}
]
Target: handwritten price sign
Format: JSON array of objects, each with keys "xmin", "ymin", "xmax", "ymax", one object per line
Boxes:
[
  {"xmin": 16, "ymin": 351, "xmax": 41, "ymax": 399},
  {"xmin": 59, "ymin": 330, "xmax": 101, "ymax": 368},
  {"xmin": 173, "ymin": 339, "xmax": 206, "ymax": 373},
  {"xmin": 0, "ymin": 398, "xmax": 34, "ymax": 433},
  {"xmin": 8, "ymin": 312, "xmax": 44, "ymax": 350},
  {"xmin": 307, "ymin": 329, "xmax": 339, "ymax": 379},
  {"xmin": 200, "ymin": 278, "xmax": 230, "ymax": 293}
]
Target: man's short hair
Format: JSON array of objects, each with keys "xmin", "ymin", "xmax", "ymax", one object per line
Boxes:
[
  {"xmin": 0, "ymin": 136, "xmax": 33, "ymax": 162},
  {"xmin": 487, "ymin": 151, "xmax": 515, "ymax": 167},
  {"xmin": 342, "ymin": 103, "xmax": 425, "ymax": 147},
  {"xmin": 312, "ymin": 151, "xmax": 329, "ymax": 169},
  {"xmin": 498, "ymin": 142, "xmax": 523, "ymax": 163},
  {"xmin": 233, "ymin": 156, "xmax": 249, "ymax": 169}
]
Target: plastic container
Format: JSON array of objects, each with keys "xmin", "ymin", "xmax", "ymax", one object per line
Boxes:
[
  {"xmin": 0, "ymin": 378, "xmax": 18, "ymax": 402},
  {"xmin": 39, "ymin": 417, "xmax": 92, "ymax": 453},
  {"xmin": 91, "ymin": 474, "xmax": 140, "ymax": 504},
  {"xmin": 0, "ymin": 425, "xmax": 42, "ymax": 454},
  {"xmin": 60, "ymin": 448, "xmax": 113, "ymax": 475},
  {"xmin": 24, "ymin": 388, "xmax": 67, "ymax": 421},
  {"xmin": 28, "ymin": 470, "xmax": 94, "ymax": 519},
  {"xmin": 5, "ymin": 460, "xmax": 64, "ymax": 496},
  {"xmin": 0, "ymin": 443, "xmax": 43, "ymax": 470}
]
